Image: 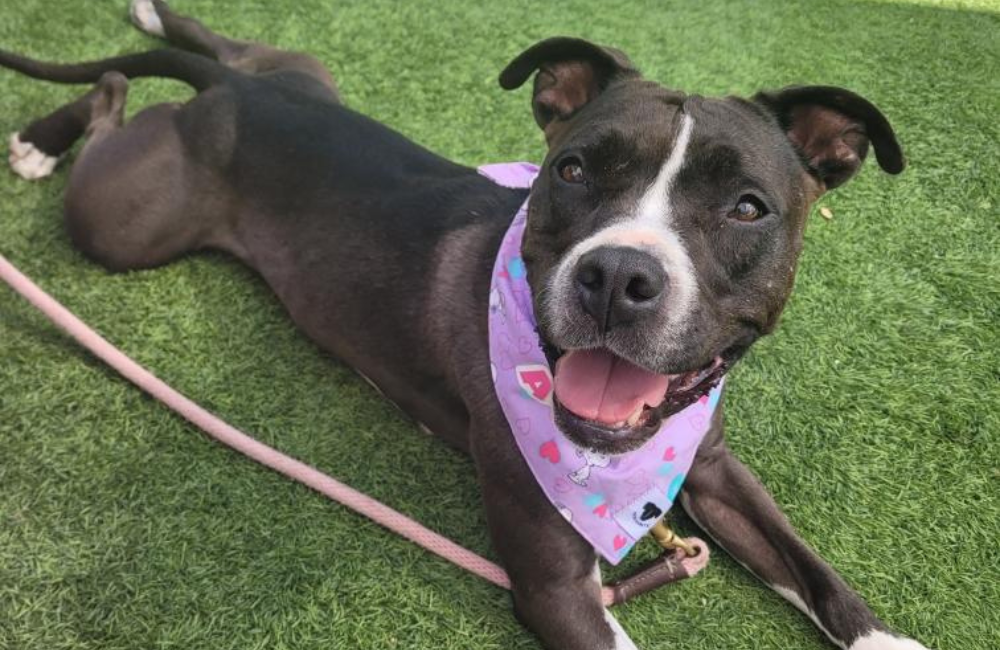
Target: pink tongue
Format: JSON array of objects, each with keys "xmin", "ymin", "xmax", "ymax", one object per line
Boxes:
[{"xmin": 554, "ymin": 349, "xmax": 670, "ymax": 425}]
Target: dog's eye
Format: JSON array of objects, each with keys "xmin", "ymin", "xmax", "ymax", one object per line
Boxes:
[
  {"xmin": 558, "ymin": 158, "xmax": 586, "ymax": 184},
  {"xmin": 730, "ymin": 195, "xmax": 768, "ymax": 222}
]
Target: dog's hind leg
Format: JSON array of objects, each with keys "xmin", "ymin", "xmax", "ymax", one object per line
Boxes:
[
  {"xmin": 130, "ymin": 0, "xmax": 338, "ymax": 97},
  {"xmin": 7, "ymin": 74, "xmax": 129, "ymax": 181},
  {"xmin": 50, "ymin": 72, "xmax": 237, "ymax": 273}
]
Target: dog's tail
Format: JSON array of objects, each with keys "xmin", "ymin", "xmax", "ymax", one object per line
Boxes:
[{"xmin": 0, "ymin": 48, "xmax": 231, "ymax": 91}]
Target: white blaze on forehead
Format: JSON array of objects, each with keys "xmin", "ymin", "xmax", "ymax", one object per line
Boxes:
[
  {"xmin": 546, "ymin": 115, "xmax": 699, "ymax": 349},
  {"xmin": 636, "ymin": 114, "xmax": 695, "ymax": 224}
]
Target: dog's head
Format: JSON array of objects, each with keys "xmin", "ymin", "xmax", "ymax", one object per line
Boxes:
[{"xmin": 500, "ymin": 38, "xmax": 904, "ymax": 453}]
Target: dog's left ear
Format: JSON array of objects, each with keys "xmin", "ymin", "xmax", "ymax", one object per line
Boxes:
[
  {"xmin": 754, "ymin": 86, "xmax": 905, "ymax": 191},
  {"xmin": 499, "ymin": 37, "xmax": 640, "ymax": 141}
]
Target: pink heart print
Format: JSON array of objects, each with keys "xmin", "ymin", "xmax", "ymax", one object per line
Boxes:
[
  {"xmin": 553, "ymin": 478, "xmax": 572, "ymax": 494},
  {"xmin": 539, "ymin": 440, "xmax": 560, "ymax": 464}
]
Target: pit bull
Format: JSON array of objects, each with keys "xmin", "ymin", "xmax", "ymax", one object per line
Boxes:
[{"xmin": 2, "ymin": 2, "xmax": 929, "ymax": 649}]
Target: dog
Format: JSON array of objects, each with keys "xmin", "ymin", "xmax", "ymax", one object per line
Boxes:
[{"xmin": 2, "ymin": 2, "xmax": 929, "ymax": 648}]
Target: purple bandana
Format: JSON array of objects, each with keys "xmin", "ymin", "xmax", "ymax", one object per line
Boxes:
[{"xmin": 479, "ymin": 162, "xmax": 723, "ymax": 564}]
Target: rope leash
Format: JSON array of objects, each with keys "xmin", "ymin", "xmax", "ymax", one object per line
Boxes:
[{"xmin": 0, "ymin": 251, "xmax": 707, "ymax": 607}]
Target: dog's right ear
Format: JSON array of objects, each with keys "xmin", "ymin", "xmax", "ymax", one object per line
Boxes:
[
  {"xmin": 499, "ymin": 37, "xmax": 640, "ymax": 141},
  {"xmin": 754, "ymin": 86, "xmax": 905, "ymax": 192}
]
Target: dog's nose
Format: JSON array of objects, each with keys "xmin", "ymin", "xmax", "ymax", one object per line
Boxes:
[{"xmin": 574, "ymin": 246, "xmax": 666, "ymax": 332}]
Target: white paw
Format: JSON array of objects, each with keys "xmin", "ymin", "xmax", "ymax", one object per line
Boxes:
[
  {"xmin": 849, "ymin": 630, "xmax": 931, "ymax": 650},
  {"xmin": 8, "ymin": 133, "xmax": 58, "ymax": 180},
  {"xmin": 130, "ymin": 0, "xmax": 165, "ymax": 37}
]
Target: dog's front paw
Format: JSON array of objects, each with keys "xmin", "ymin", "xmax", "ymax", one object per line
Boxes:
[
  {"xmin": 8, "ymin": 133, "xmax": 58, "ymax": 181},
  {"xmin": 849, "ymin": 631, "xmax": 931, "ymax": 650},
  {"xmin": 130, "ymin": 0, "xmax": 166, "ymax": 37}
]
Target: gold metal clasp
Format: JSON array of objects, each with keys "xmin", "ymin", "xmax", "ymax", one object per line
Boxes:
[{"xmin": 650, "ymin": 521, "xmax": 697, "ymax": 557}]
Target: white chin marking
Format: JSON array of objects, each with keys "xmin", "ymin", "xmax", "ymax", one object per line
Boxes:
[
  {"xmin": 8, "ymin": 133, "xmax": 58, "ymax": 181},
  {"xmin": 849, "ymin": 631, "xmax": 931, "ymax": 650},
  {"xmin": 130, "ymin": 0, "xmax": 166, "ymax": 37}
]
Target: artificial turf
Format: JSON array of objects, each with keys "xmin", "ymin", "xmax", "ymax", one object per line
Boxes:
[{"xmin": 0, "ymin": 0, "xmax": 997, "ymax": 648}]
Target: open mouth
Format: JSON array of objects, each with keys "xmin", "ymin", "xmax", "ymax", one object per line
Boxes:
[{"xmin": 552, "ymin": 348, "xmax": 727, "ymax": 453}]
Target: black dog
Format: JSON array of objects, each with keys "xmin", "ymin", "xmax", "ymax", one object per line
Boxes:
[{"xmin": 3, "ymin": 2, "xmax": 927, "ymax": 649}]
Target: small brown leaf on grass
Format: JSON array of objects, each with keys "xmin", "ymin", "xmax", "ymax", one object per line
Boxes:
[{"xmin": 819, "ymin": 206, "xmax": 834, "ymax": 220}]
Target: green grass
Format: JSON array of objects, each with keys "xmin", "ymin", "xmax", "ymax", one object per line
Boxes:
[{"xmin": 1, "ymin": 1, "xmax": 997, "ymax": 648}]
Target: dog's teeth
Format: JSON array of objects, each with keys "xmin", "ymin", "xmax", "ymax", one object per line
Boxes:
[{"xmin": 626, "ymin": 408, "xmax": 643, "ymax": 427}]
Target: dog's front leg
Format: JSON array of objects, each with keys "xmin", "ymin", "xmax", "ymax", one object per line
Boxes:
[
  {"xmin": 680, "ymin": 415, "xmax": 931, "ymax": 650},
  {"xmin": 471, "ymin": 419, "xmax": 637, "ymax": 650}
]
